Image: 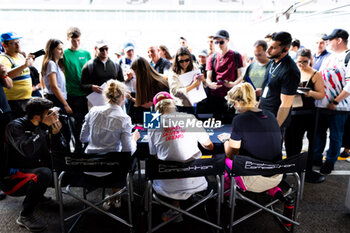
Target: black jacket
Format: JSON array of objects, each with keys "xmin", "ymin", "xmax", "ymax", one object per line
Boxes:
[
  {"xmin": 80, "ymin": 57, "xmax": 124, "ymax": 94},
  {"xmin": 4, "ymin": 117, "xmax": 63, "ymax": 172}
]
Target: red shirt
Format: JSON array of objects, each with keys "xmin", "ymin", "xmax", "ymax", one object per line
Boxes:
[{"xmin": 206, "ymin": 50, "xmax": 243, "ymax": 97}]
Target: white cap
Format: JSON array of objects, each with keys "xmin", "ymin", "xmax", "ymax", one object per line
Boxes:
[{"xmin": 96, "ymin": 40, "xmax": 109, "ymax": 49}]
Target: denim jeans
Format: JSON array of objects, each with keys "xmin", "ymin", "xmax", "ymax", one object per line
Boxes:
[{"xmin": 314, "ymin": 111, "xmax": 348, "ymax": 164}]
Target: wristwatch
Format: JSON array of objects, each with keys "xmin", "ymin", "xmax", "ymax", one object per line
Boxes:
[
  {"xmin": 332, "ymin": 100, "xmax": 339, "ymax": 105},
  {"xmin": 222, "ymin": 138, "xmax": 230, "ymax": 144}
]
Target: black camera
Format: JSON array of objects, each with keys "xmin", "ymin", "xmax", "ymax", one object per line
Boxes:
[{"xmin": 32, "ymin": 49, "xmax": 45, "ymax": 59}]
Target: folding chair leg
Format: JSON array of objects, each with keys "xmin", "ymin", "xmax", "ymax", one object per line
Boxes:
[
  {"xmin": 216, "ymin": 175, "xmax": 222, "ymax": 233},
  {"xmin": 138, "ymin": 158, "xmax": 142, "ymax": 191},
  {"xmin": 152, "ymin": 190, "xmax": 222, "ymax": 232},
  {"xmin": 57, "ymin": 171, "xmax": 66, "ymax": 233},
  {"xmin": 237, "ymin": 192, "xmax": 299, "ymax": 225},
  {"xmin": 67, "ymin": 215, "xmax": 83, "ymax": 233},
  {"xmin": 229, "ymin": 176, "xmax": 237, "ymax": 233},
  {"xmin": 66, "ymin": 187, "xmax": 133, "ymax": 228},
  {"xmin": 126, "ymin": 173, "xmax": 133, "ymax": 232},
  {"xmin": 147, "ymin": 182, "xmax": 153, "ymax": 233},
  {"xmin": 299, "ymin": 172, "xmax": 305, "ymax": 201},
  {"xmin": 293, "ymin": 172, "xmax": 302, "ymax": 232}
]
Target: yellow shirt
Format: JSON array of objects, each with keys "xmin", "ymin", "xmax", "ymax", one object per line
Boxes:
[{"xmin": 0, "ymin": 54, "xmax": 32, "ymax": 100}]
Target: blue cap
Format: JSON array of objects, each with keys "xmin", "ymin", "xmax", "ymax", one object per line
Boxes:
[
  {"xmin": 124, "ymin": 42, "xmax": 135, "ymax": 52},
  {"xmin": 1, "ymin": 32, "xmax": 22, "ymax": 42}
]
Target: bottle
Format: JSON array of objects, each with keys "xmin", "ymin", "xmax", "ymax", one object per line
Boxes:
[{"xmin": 282, "ymin": 195, "xmax": 294, "ymax": 228}]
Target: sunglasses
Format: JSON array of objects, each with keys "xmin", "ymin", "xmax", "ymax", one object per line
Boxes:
[
  {"xmin": 297, "ymin": 60, "xmax": 309, "ymax": 65},
  {"xmin": 178, "ymin": 58, "xmax": 190, "ymax": 64},
  {"xmin": 215, "ymin": 40, "xmax": 225, "ymax": 45},
  {"xmin": 99, "ymin": 47, "xmax": 108, "ymax": 52}
]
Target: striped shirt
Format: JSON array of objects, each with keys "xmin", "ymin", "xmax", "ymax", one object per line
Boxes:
[{"xmin": 316, "ymin": 51, "xmax": 350, "ymax": 111}]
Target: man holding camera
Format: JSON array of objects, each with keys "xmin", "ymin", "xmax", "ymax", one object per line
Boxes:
[
  {"xmin": 1, "ymin": 98, "xmax": 62, "ymax": 232},
  {"xmin": 0, "ymin": 32, "xmax": 35, "ymax": 119}
]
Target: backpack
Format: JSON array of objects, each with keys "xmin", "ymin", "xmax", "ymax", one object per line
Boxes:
[
  {"xmin": 345, "ymin": 50, "xmax": 350, "ymax": 67},
  {"xmin": 211, "ymin": 51, "xmax": 241, "ymax": 82},
  {"xmin": 0, "ymin": 53, "xmax": 16, "ymax": 68}
]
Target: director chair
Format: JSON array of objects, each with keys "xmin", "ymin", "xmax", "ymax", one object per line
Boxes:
[
  {"xmin": 227, "ymin": 152, "xmax": 307, "ymax": 233},
  {"xmin": 51, "ymin": 151, "xmax": 135, "ymax": 233},
  {"xmin": 145, "ymin": 154, "xmax": 225, "ymax": 233}
]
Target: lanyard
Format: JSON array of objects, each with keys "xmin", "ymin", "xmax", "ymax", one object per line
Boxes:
[{"xmin": 266, "ymin": 55, "xmax": 287, "ymax": 86}]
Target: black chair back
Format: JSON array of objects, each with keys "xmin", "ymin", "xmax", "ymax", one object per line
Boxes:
[
  {"xmin": 231, "ymin": 152, "xmax": 307, "ymax": 177},
  {"xmin": 145, "ymin": 154, "xmax": 225, "ymax": 180},
  {"xmin": 51, "ymin": 151, "xmax": 132, "ymax": 174}
]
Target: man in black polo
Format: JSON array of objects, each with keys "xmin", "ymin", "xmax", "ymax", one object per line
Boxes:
[{"xmin": 260, "ymin": 31, "xmax": 300, "ymax": 128}]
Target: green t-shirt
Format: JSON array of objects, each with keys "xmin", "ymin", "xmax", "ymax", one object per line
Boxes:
[
  {"xmin": 63, "ymin": 49, "xmax": 91, "ymax": 96},
  {"xmin": 245, "ymin": 61, "xmax": 268, "ymax": 89}
]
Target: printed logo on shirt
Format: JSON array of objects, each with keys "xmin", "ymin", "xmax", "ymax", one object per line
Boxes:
[
  {"xmin": 163, "ymin": 126, "xmax": 185, "ymax": 141},
  {"xmin": 143, "ymin": 111, "xmax": 161, "ymax": 129}
]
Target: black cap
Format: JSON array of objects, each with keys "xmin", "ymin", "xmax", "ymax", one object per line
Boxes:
[
  {"xmin": 214, "ymin": 30, "xmax": 229, "ymax": 40},
  {"xmin": 322, "ymin": 29, "xmax": 349, "ymax": 41},
  {"xmin": 198, "ymin": 49, "xmax": 208, "ymax": 57}
]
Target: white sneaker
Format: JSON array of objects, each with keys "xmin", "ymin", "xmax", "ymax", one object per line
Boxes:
[
  {"xmin": 114, "ymin": 196, "xmax": 121, "ymax": 208},
  {"xmin": 102, "ymin": 195, "xmax": 112, "ymax": 210},
  {"xmin": 16, "ymin": 214, "xmax": 47, "ymax": 232}
]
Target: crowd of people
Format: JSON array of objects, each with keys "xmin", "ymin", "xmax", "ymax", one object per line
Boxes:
[{"xmin": 0, "ymin": 26, "xmax": 350, "ymax": 231}]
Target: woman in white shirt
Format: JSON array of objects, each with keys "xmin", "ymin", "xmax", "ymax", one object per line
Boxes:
[
  {"xmin": 42, "ymin": 39, "xmax": 72, "ymax": 150},
  {"xmin": 80, "ymin": 79, "xmax": 140, "ymax": 209},
  {"xmin": 148, "ymin": 91, "xmax": 213, "ymax": 221},
  {"xmin": 42, "ymin": 39, "xmax": 72, "ymax": 114},
  {"xmin": 168, "ymin": 47, "xmax": 205, "ymax": 114}
]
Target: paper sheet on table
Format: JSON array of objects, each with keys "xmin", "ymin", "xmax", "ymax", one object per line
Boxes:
[
  {"xmin": 86, "ymin": 82, "xmax": 107, "ymax": 106},
  {"xmin": 178, "ymin": 70, "xmax": 207, "ymax": 105}
]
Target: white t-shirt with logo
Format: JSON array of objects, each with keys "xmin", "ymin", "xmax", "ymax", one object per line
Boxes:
[{"xmin": 148, "ymin": 112, "xmax": 210, "ymax": 200}]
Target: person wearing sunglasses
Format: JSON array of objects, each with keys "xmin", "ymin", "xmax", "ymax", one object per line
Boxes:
[
  {"xmin": 80, "ymin": 40, "xmax": 124, "ymax": 97},
  {"xmin": 168, "ymin": 47, "xmax": 205, "ymax": 114},
  {"xmin": 206, "ymin": 30, "xmax": 243, "ymax": 123},
  {"xmin": 285, "ymin": 48, "xmax": 325, "ymax": 183}
]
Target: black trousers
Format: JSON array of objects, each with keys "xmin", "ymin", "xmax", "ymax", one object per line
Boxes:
[
  {"xmin": 0, "ymin": 111, "xmax": 12, "ymax": 194},
  {"xmin": 285, "ymin": 111, "xmax": 314, "ymax": 171},
  {"xmin": 67, "ymin": 95, "xmax": 88, "ymax": 153},
  {"xmin": 342, "ymin": 116, "xmax": 350, "ymax": 149},
  {"xmin": 1, "ymin": 167, "xmax": 52, "ymax": 216}
]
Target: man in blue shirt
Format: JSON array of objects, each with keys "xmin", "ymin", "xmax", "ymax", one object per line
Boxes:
[
  {"xmin": 148, "ymin": 45, "xmax": 171, "ymax": 74},
  {"xmin": 313, "ymin": 34, "xmax": 330, "ymax": 71}
]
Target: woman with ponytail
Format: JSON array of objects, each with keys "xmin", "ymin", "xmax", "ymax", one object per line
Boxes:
[
  {"xmin": 219, "ymin": 83, "xmax": 283, "ymax": 193},
  {"xmin": 80, "ymin": 79, "xmax": 140, "ymax": 209},
  {"xmin": 80, "ymin": 79, "xmax": 140, "ymax": 154}
]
